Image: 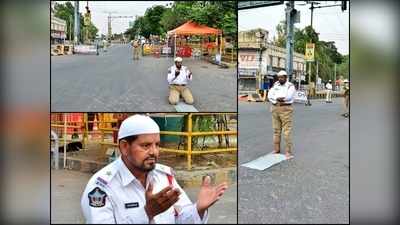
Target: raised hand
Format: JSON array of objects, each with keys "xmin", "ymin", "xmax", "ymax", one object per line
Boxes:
[
  {"xmin": 144, "ymin": 183, "xmax": 181, "ymax": 220},
  {"xmin": 196, "ymin": 176, "xmax": 228, "ymax": 218}
]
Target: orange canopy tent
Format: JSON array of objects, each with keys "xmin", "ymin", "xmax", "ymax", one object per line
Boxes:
[
  {"xmin": 167, "ymin": 21, "xmax": 222, "ymax": 36},
  {"xmin": 167, "ymin": 21, "xmax": 223, "ymax": 59}
]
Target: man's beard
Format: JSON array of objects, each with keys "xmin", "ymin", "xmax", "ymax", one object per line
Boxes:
[
  {"xmin": 127, "ymin": 155, "xmax": 157, "ymax": 172},
  {"xmin": 279, "ymin": 80, "xmax": 286, "ymax": 85}
]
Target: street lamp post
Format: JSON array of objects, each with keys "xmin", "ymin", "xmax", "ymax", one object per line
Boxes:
[
  {"xmin": 74, "ymin": 1, "xmax": 80, "ymax": 45},
  {"xmin": 285, "ymin": 1, "xmax": 295, "ymax": 81},
  {"xmin": 69, "ymin": 15, "xmax": 72, "ymax": 42}
]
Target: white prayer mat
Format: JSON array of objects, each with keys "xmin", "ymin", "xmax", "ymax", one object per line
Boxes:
[
  {"xmin": 241, "ymin": 153, "xmax": 293, "ymax": 170},
  {"xmin": 174, "ymin": 102, "xmax": 198, "ymax": 112}
]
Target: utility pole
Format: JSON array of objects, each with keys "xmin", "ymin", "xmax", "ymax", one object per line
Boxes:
[
  {"xmin": 305, "ymin": 1, "xmax": 319, "ymax": 106},
  {"xmin": 316, "ymin": 60, "xmax": 319, "ymax": 90},
  {"xmin": 84, "ymin": 1, "xmax": 90, "ymax": 44},
  {"xmin": 308, "ymin": 1, "xmax": 319, "ymax": 92},
  {"xmin": 108, "ymin": 13, "xmax": 112, "ymax": 42},
  {"xmin": 255, "ymin": 30, "xmax": 265, "ymax": 91},
  {"xmin": 305, "ymin": 59, "xmax": 312, "ymax": 106},
  {"xmin": 334, "ymin": 63, "xmax": 337, "ymax": 91},
  {"xmin": 285, "ymin": 1, "xmax": 295, "ymax": 81},
  {"xmin": 310, "ymin": 2, "xmax": 317, "ymax": 29},
  {"xmin": 74, "ymin": 1, "xmax": 80, "ymax": 45},
  {"xmin": 69, "ymin": 15, "xmax": 72, "ymax": 42},
  {"xmin": 305, "ymin": 1, "xmax": 346, "ymax": 94},
  {"xmin": 298, "ymin": 70, "xmax": 301, "ymax": 90}
]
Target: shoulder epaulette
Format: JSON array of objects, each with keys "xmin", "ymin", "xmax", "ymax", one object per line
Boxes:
[{"xmin": 155, "ymin": 164, "xmax": 175, "ymax": 177}]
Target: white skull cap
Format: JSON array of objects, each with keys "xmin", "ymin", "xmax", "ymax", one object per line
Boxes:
[
  {"xmin": 174, "ymin": 57, "xmax": 183, "ymax": 62},
  {"xmin": 277, "ymin": 70, "xmax": 287, "ymax": 76},
  {"xmin": 118, "ymin": 115, "xmax": 160, "ymax": 140}
]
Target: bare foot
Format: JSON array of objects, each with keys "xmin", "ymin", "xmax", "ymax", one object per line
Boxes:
[{"xmin": 285, "ymin": 152, "xmax": 294, "ymax": 159}]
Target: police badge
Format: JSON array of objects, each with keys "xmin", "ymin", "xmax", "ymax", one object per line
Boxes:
[{"xmin": 88, "ymin": 187, "xmax": 107, "ymax": 207}]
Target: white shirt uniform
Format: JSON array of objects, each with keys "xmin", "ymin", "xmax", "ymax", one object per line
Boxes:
[
  {"xmin": 325, "ymin": 83, "xmax": 332, "ymax": 90},
  {"xmin": 81, "ymin": 156, "xmax": 208, "ymax": 224},
  {"xmin": 267, "ymin": 81, "xmax": 296, "ymax": 104},
  {"xmin": 167, "ymin": 65, "xmax": 192, "ymax": 85}
]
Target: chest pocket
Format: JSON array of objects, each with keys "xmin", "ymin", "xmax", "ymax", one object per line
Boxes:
[
  {"xmin": 120, "ymin": 202, "xmax": 144, "ymax": 223},
  {"xmin": 116, "ymin": 187, "xmax": 145, "ymax": 223}
]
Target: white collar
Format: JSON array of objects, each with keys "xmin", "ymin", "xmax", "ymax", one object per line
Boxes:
[
  {"xmin": 117, "ymin": 156, "xmax": 155, "ymax": 187},
  {"xmin": 117, "ymin": 157, "xmax": 138, "ymax": 187}
]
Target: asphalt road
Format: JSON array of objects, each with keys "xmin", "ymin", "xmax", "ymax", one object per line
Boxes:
[
  {"xmin": 51, "ymin": 169, "xmax": 237, "ymax": 224},
  {"xmin": 238, "ymin": 99, "xmax": 349, "ymax": 224},
  {"xmin": 51, "ymin": 44, "xmax": 236, "ymax": 112}
]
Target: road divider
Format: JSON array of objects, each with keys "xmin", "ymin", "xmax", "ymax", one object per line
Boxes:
[{"xmin": 74, "ymin": 45, "xmax": 98, "ymax": 55}]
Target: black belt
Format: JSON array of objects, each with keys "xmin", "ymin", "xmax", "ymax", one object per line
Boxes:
[
  {"xmin": 273, "ymin": 103, "xmax": 292, "ymax": 106},
  {"xmin": 171, "ymin": 84, "xmax": 186, "ymax": 86}
]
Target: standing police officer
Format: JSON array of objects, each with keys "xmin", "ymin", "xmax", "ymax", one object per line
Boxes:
[
  {"xmin": 325, "ymin": 80, "xmax": 333, "ymax": 103},
  {"xmin": 132, "ymin": 39, "xmax": 140, "ymax": 60},
  {"xmin": 81, "ymin": 115, "xmax": 228, "ymax": 223},
  {"xmin": 342, "ymin": 79, "xmax": 350, "ymax": 118},
  {"xmin": 267, "ymin": 70, "xmax": 296, "ymax": 158}
]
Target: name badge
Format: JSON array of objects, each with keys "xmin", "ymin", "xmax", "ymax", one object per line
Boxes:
[{"xmin": 125, "ymin": 202, "xmax": 139, "ymax": 208}]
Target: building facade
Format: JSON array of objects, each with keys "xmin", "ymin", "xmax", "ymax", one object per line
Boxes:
[
  {"xmin": 51, "ymin": 12, "xmax": 67, "ymax": 44},
  {"xmin": 238, "ymin": 29, "xmax": 306, "ymax": 93}
]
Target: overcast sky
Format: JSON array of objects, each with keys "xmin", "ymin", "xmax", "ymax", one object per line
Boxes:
[
  {"xmin": 53, "ymin": 1, "xmax": 172, "ymax": 35},
  {"xmin": 239, "ymin": 1, "xmax": 349, "ymax": 55}
]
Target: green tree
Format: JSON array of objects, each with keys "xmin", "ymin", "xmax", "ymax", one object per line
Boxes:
[
  {"xmin": 125, "ymin": 1, "xmax": 236, "ymax": 40},
  {"xmin": 185, "ymin": 1, "xmax": 236, "ymax": 37},
  {"xmin": 82, "ymin": 21, "xmax": 99, "ymax": 40},
  {"xmin": 273, "ymin": 22, "xmax": 343, "ymax": 82},
  {"xmin": 142, "ymin": 5, "xmax": 167, "ymax": 38},
  {"xmin": 53, "ymin": 2, "xmax": 74, "ymax": 40},
  {"xmin": 53, "ymin": 2, "xmax": 99, "ymax": 42},
  {"xmin": 273, "ymin": 21, "xmax": 286, "ymax": 47},
  {"xmin": 336, "ymin": 55, "xmax": 349, "ymax": 79},
  {"xmin": 160, "ymin": 8, "xmax": 185, "ymax": 32},
  {"xmin": 125, "ymin": 16, "xmax": 145, "ymax": 40}
]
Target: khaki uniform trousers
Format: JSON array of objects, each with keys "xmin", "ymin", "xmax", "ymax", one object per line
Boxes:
[
  {"xmin": 133, "ymin": 47, "xmax": 140, "ymax": 60},
  {"xmin": 326, "ymin": 90, "xmax": 332, "ymax": 102},
  {"xmin": 344, "ymin": 94, "xmax": 349, "ymax": 114},
  {"xmin": 168, "ymin": 85, "xmax": 194, "ymax": 105},
  {"xmin": 271, "ymin": 104, "xmax": 294, "ymax": 154}
]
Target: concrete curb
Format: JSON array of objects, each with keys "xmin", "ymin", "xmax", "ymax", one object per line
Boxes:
[
  {"xmin": 54, "ymin": 157, "xmax": 107, "ymax": 174},
  {"xmin": 310, "ymin": 92, "xmax": 343, "ymax": 99},
  {"xmin": 53, "ymin": 157, "xmax": 236, "ymax": 188},
  {"xmin": 175, "ymin": 167, "xmax": 237, "ymax": 188}
]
